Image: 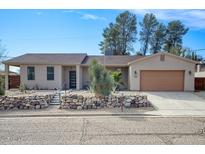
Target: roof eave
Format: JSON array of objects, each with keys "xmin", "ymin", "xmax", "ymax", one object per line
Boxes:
[
  {"xmin": 128, "ymin": 52, "xmax": 199, "ymax": 65},
  {"xmin": 81, "ymin": 64, "xmax": 129, "ymax": 67}
]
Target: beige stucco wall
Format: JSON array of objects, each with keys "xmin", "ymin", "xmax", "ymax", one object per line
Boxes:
[
  {"xmin": 20, "ymin": 65, "xmax": 62, "ymax": 89},
  {"xmin": 82, "ymin": 67, "xmax": 89, "ymax": 89},
  {"xmin": 129, "ymin": 54, "xmax": 195, "ymax": 91}
]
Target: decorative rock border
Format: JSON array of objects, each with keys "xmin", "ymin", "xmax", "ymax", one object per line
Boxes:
[
  {"xmin": 0, "ymin": 95, "xmax": 54, "ymax": 110},
  {"xmin": 60, "ymin": 94, "xmax": 152, "ymax": 110}
]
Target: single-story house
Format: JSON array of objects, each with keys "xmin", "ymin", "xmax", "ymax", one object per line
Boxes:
[{"xmin": 3, "ymin": 52, "xmax": 198, "ymax": 91}]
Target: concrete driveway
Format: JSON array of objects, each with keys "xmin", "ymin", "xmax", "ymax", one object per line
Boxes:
[{"xmin": 143, "ymin": 92, "xmax": 205, "ymax": 116}]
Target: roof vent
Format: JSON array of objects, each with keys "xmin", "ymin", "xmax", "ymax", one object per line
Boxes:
[{"xmin": 160, "ymin": 54, "xmax": 165, "ymax": 61}]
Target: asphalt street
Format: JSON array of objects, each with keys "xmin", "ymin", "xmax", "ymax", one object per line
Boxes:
[{"xmin": 0, "ymin": 116, "xmax": 205, "ymax": 144}]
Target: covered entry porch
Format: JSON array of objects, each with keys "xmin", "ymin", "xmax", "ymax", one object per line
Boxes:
[
  {"xmin": 4, "ymin": 64, "xmax": 20, "ymax": 90},
  {"xmin": 62, "ymin": 65, "xmax": 82, "ymax": 90}
]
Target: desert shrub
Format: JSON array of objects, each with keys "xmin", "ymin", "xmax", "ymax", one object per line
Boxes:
[
  {"xmin": 111, "ymin": 71, "xmax": 124, "ymax": 91},
  {"xmin": 0, "ymin": 76, "xmax": 5, "ymax": 95},
  {"xmin": 19, "ymin": 83, "xmax": 27, "ymax": 93},
  {"xmin": 89, "ymin": 59, "xmax": 114, "ymax": 96}
]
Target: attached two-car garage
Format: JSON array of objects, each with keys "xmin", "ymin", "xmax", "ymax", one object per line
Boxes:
[
  {"xmin": 140, "ymin": 70, "xmax": 185, "ymax": 91},
  {"xmin": 128, "ymin": 52, "xmax": 197, "ymax": 91}
]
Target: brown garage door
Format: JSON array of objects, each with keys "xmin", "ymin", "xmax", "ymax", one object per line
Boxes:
[{"xmin": 140, "ymin": 70, "xmax": 184, "ymax": 91}]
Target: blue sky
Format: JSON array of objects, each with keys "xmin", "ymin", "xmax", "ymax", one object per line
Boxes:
[{"xmin": 0, "ymin": 9, "xmax": 205, "ymax": 60}]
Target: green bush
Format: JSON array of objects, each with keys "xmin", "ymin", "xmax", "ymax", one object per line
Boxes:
[
  {"xmin": 0, "ymin": 76, "xmax": 5, "ymax": 95},
  {"xmin": 89, "ymin": 59, "xmax": 114, "ymax": 96},
  {"xmin": 111, "ymin": 71, "xmax": 124, "ymax": 91}
]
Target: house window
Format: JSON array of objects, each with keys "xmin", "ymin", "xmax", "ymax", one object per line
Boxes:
[
  {"xmin": 27, "ymin": 67, "xmax": 35, "ymax": 80},
  {"xmin": 47, "ymin": 66, "xmax": 54, "ymax": 80}
]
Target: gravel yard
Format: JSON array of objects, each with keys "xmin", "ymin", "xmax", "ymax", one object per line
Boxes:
[
  {"xmin": 61, "ymin": 90, "xmax": 142, "ymax": 96},
  {"xmin": 5, "ymin": 89, "xmax": 56, "ymax": 97}
]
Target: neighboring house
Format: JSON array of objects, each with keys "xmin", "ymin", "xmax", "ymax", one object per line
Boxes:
[
  {"xmin": 200, "ymin": 63, "xmax": 205, "ymax": 71},
  {"xmin": 3, "ymin": 52, "xmax": 198, "ymax": 91},
  {"xmin": 195, "ymin": 63, "xmax": 205, "ymax": 90}
]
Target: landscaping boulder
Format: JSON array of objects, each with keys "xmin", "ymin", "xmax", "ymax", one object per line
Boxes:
[
  {"xmin": 60, "ymin": 93, "xmax": 151, "ymax": 110},
  {"xmin": 35, "ymin": 105, "xmax": 41, "ymax": 109},
  {"xmin": 0, "ymin": 94, "xmax": 54, "ymax": 111},
  {"xmin": 124, "ymin": 102, "xmax": 131, "ymax": 108}
]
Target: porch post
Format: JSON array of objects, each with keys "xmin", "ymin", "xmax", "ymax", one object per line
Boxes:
[
  {"xmin": 5, "ymin": 64, "xmax": 9, "ymax": 90},
  {"xmin": 76, "ymin": 65, "xmax": 81, "ymax": 90},
  {"xmin": 128, "ymin": 66, "xmax": 131, "ymax": 90}
]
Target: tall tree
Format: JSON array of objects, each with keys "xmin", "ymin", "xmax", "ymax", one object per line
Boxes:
[
  {"xmin": 139, "ymin": 13, "xmax": 158, "ymax": 55},
  {"xmin": 169, "ymin": 46, "xmax": 185, "ymax": 56},
  {"xmin": 164, "ymin": 20, "xmax": 189, "ymax": 52},
  {"xmin": 99, "ymin": 23, "xmax": 119, "ymax": 55},
  {"xmin": 115, "ymin": 11, "xmax": 137, "ymax": 55},
  {"xmin": 150, "ymin": 23, "xmax": 166, "ymax": 54},
  {"xmin": 99, "ymin": 11, "xmax": 137, "ymax": 55}
]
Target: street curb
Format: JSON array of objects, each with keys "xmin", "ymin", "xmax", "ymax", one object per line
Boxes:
[
  {"xmin": 0, "ymin": 113, "xmax": 160, "ymax": 118},
  {"xmin": 1, "ymin": 113, "xmax": 205, "ymax": 118}
]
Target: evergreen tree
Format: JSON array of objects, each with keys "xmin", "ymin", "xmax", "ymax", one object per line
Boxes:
[
  {"xmin": 139, "ymin": 13, "xmax": 158, "ymax": 55},
  {"xmin": 150, "ymin": 23, "xmax": 166, "ymax": 54},
  {"xmin": 164, "ymin": 20, "xmax": 189, "ymax": 52},
  {"xmin": 99, "ymin": 11, "xmax": 137, "ymax": 55}
]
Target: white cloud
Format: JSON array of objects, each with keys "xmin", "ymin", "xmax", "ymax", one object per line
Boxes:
[
  {"xmin": 80, "ymin": 13, "xmax": 106, "ymax": 20},
  {"xmin": 36, "ymin": 11, "xmax": 43, "ymax": 15},
  {"xmin": 131, "ymin": 9, "xmax": 205, "ymax": 29},
  {"xmin": 63, "ymin": 10, "xmax": 107, "ymax": 21}
]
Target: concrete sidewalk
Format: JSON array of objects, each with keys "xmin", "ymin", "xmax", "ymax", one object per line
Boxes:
[{"xmin": 0, "ymin": 105, "xmax": 205, "ymax": 118}]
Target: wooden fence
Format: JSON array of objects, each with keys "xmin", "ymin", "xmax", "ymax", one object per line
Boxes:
[
  {"xmin": 9, "ymin": 75, "xmax": 20, "ymax": 89},
  {"xmin": 195, "ymin": 78, "xmax": 205, "ymax": 91}
]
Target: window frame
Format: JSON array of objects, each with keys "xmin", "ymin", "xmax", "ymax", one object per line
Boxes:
[
  {"xmin": 47, "ymin": 66, "xmax": 54, "ymax": 81},
  {"xmin": 27, "ymin": 66, "xmax": 35, "ymax": 80}
]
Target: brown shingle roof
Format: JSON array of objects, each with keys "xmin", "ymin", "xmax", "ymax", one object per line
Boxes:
[
  {"xmin": 82, "ymin": 55, "xmax": 144, "ymax": 66},
  {"xmin": 3, "ymin": 53, "xmax": 144, "ymax": 66},
  {"xmin": 3, "ymin": 53, "xmax": 87, "ymax": 66}
]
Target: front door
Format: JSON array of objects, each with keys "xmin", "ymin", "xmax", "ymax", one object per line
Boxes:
[{"xmin": 69, "ymin": 71, "xmax": 76, "ymax": 89}]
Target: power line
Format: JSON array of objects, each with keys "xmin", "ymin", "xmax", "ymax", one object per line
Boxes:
[{"xmin": 191, "ymin": 48, "xmax": 205, "ymax": 52}]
